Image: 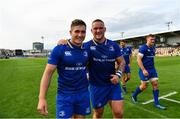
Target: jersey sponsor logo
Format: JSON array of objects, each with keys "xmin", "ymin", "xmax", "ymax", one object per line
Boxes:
[
  {"xmin": 90, "ymin": 46, "xmax": 96, "ymax": 50},
  {"xmin": 93, "ymin": 57, "xmax": 115, "ymax": 62},
  {"xmin": 65, "ymin": 66, "xmax": 86, "ymax": 70},
  {"xmin": 83, "ymin": 51, "xmax": 88, "ymax": 57},
  {"xmin": 64, "ymin": 51, "xmax": 72, "ymax": 56},
  {"xmin": 59, "ymin": 111, "xmax": 65, "ymax": 117},
  {"xmin": 147, "ymin": 49, "xmax": 151, "ymax": 52},
  {"xmin": 109, "ymin": 46, "xmax": 114, "ymax": 51}
]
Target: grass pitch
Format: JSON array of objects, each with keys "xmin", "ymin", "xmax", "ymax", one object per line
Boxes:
[{"xmin": 0, "ymin": 56, "xmax": 180, "ymax": 118}]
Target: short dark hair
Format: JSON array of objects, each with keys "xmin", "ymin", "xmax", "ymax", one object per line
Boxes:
[
  {"xmin": 120, "ymin": 40, "xmax": 126, "ymax": 43},
  {"xmin": 146, "ymin": 34, "xmax": 156, "ymax": 39},
  {"xmin": 92, "ymin": 19, "xmax": 104, "ymax": 25},
  {"xmin": 71, "ymin": 19, "xmax": 86, "ymax": 29}
]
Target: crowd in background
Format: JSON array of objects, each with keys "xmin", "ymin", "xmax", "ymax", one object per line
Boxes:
[{"xmin": 131, "ymin": 46, "xmax": 180, "ymax": 57}]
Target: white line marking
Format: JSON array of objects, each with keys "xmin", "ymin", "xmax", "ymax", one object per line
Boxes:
[
  {"xmin": 127, "ymin": 101, "xmax": 167, "ymax": 118},
  {"xmin": 162, "ymin": 97, "xmax": 180, "ymax": 104},
  {"xmin": 142, "ymin": 91, "xmax": 178, "ymax": 105}
]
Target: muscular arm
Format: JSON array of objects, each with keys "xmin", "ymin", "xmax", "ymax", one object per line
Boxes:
[
  {"xmin": 116, "ymin": 56, "xmax": 125, "ymax": 72},
  {"xmin": 137, "ymin": 55, "xmax": 145, "ymax": 71},
  {"xmin": 37, "ymin": 64, "xmax": 57, "ymax": 116}
]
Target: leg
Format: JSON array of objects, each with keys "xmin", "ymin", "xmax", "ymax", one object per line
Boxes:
[
  {"xmin": 151, "ymin": 79, "xmax": 166, "ymax": 110},
  {"xmin": 74, "ymin": 91, "xmax": 91, "ymax": 118},
  {"xmin": 125, "ymin": 72, "xmax": 131, "ymax": 82},
  {"xmin": 108, "ymin": 84, "xmax": 124, "ymax": 118},
  {"xmin": 56, "ymin": 94, "xmax": 73, "ymax": 118},
  {"xmin": 151, "ymin": 80, "xmax": 159, "ymax": 105},
  {"xmin": 109, "ymin": 100, "xmax": 123, "ymax": 119},
  {"xmin": 73, "ymin": 114, "xmax": 85, "ymax": 119},
  {"xmin": 132, "ymin": 81, "xmax": 148, "ymax": 103},
  {"xmin": 93, "ymin": 107, "xmax": 104, "ymax": 119},
  {"xmin": 121, "ymin": 73, "xmax": 127, "ymax": 94}
]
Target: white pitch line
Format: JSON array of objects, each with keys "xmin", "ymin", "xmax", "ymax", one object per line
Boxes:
[
  {"xmin": 142, "ymin": 91, "xmax": 178, "ymax": 105},
  {"xmin": 162, "ymin": 97, "xmax": 180, "ymax": 104},
  {"xmin": 127, "ymin": 101, "xmax": 167, "ymax": 118}
]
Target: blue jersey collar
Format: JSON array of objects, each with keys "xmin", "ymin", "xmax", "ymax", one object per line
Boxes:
[
  {"xmin": 67, "ymin": 39, "xmax": 84, "ymax": 49},
  {"xmin": 92, "ymin": 39, "xmax": 107, "ymax": 45}
]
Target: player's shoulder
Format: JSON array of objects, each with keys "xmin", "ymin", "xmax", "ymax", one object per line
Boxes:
[
  {"xmin": 107, "ymin": 39, "xmax": 119, "ymax": 46},
  {"xmin": 83, "ymin": 40, "xmax": 94, "ymax": 49},
  {"xmin": 52, "ymin": 45, "xmax": 68, "ymax": 54},
  {"xmin": 84, "ymin": 40, "xmax": 93, "ymax": 46},
  {"xmin": 139, "ymin": 44, "xmax": 148, "ymax": 49}
]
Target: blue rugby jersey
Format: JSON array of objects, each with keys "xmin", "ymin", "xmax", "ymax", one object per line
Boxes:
[
  {"xmin": 84, "ymin": 39, "xmax": 122, "ymax": 86},
  {"xmin": 138, "ymin": 44, "xmax": 155, "ymax": 69},
  {"xmin": 48, "ymin": 40, "xmax": 89, "ymax": 94},
  {"xmin": 120, "ymin": 46, "xmax": 132, "ymax": 65}
]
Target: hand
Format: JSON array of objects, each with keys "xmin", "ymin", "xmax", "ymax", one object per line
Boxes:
[
  {"xmin": 142, "ymin": 69, "xmax": 148, "ymax": 76},
  {"xmin": 37, "ymin": 98, "xmax": 48, "ymax": 116},
  {"xmin": 128, "ymin": 64, "xmax": 130, "ymax": 67},
  {"xmin": 57, "ymin": 39, "xmax": 68, "ymax": 45},
  {"xmin": 110, "ymin": 74, "xmax": 119, "ymax": 85}
]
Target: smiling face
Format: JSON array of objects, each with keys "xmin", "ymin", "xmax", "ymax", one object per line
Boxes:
[
  {"xmin": 69, "ymin": 19, "xmax": 86, "ymax": 46},
  {"xmin": 70, "ymin": 25, "xmax": 86, "ymax": 46},
  {"xmin": 91, "ymin": 20, "xmax": 106, "ymax": 43}
]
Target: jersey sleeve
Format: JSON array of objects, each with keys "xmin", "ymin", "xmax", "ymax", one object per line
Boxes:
[
  {"xmin": 138, "ymin": 45, "xmax": 146, "ymax": 57},
  {"xmin": 114, "ymin": 42, "xmax": 122, "ymax": 58},
  {"xmin": 48, "ymin": 45, "xmax": 64, "ymax": 65}
]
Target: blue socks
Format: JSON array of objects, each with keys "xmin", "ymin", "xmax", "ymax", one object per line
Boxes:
[
  {"xmin": 132, "ymin": 87, "xmax": 142, "ymax": 97},
  {"xmin": 153, "ymin": 89, "xmax": 159, "ymax": 105}
]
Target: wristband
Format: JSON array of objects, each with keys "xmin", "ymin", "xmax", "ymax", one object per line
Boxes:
[{"xmin": 116, "ymin": 70, "xmax": 122, "ymax": 78}]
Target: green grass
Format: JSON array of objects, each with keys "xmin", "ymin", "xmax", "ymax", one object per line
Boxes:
[{"xmin": 0, "ymin": 57, "xmax": 180, "ymax": 118}]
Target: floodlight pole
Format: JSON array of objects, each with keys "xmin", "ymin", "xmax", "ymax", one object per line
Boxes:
[
  {"xmin": 166, "ymin": 21, "xmax": 173, "ymax": 30},
  {"xmin": 120, "ymin": 32, "xmax": 124, "ymax": 38}
]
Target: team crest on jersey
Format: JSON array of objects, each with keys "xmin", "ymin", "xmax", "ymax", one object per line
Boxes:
[
  {"xmin": 83, "ymin": 51, "xmax": 88, "ymax": 57},
  {"xmin": 90, "ymin": 46, "xmax": 96, "ymax": 50},
  {"xmin": 109, "ymin": 46, "xmax": 114, "ymax": 51},
  {"xmin": 59, "ymin": 111, "xmax": 65, "ymax": 117},
  {"xmin": 64, "ymin": 51, "xmax": 72, "ymax": 56},
  {"xmin": 127, "ymin": 48, "xmax": 129, "ymax": 51}
]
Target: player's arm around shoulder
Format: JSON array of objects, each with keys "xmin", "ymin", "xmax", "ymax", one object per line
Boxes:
[
  {"xmin": 37, "ymin": 64, "xmax": 57, "ymax": 116},
  {"xmin": 57, "ymin": 39, "xmax": 68, "ymax": 45}
]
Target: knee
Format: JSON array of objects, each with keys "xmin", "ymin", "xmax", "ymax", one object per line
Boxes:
[
  {"xmin": 113, "ymin": 108, "xmax": 123, "ymax": 118},
  {"xmin": 140, "ymin": 84, "xmax": 148, "ymax": 90},
  {"xmin": 93, "ymin": 109, "xmax": 104, "ymax": 118},
  {"xmin": 152, "ymin": 82, "xmax": 158, "ymax": 90}
]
